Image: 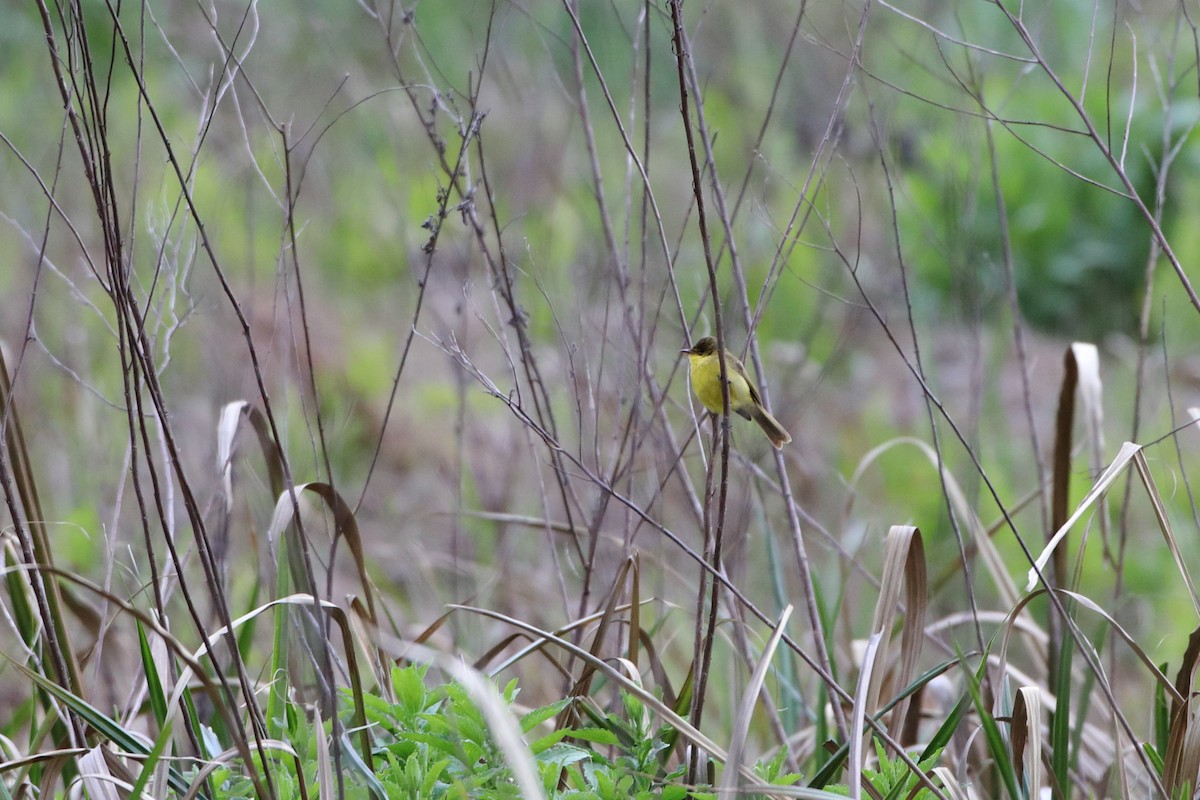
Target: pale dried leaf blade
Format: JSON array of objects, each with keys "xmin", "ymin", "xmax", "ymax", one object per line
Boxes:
[
  {"xmin": 868, "ymin": 526, "xmax": 914, "ymax": 638},
  {"xmin": 443, "ymin": 605, "xmax": 735, "ymax": 765},
  {"xmin": 1013, "ymin": 686, "xmax": 1042, "ymax": 798},
  {"xmin": 347, "ymin": 596, "xmax": 389, "ymax": 691},
  {"xmin": 1163, "ymin": 627, "xmax": 1200, "ymax": 793},
  {"xmin": 720, "ymin": 605, "xmax": 794, "ymax": 799},
  {"xmin": 850, "ymin": 632, "xmax": 884, "ymax": 800},
  {"xmin": 555, "ymin": 556, "xmax": 638, "ymax": 730},
  {"xmin": 1026, "ymin": 441, "xmax": 1142, "ymax": 591},
  {"xmin": 218, "ymin": 401, "xmax": 285, "ymax": 503},
  {"xmin": 1013, "ymin": 697, "xmax": 1028, "ymax": 787},
  {"xmin": 1133, "ymin": 451, "xmax": 1200, "ymax": 616},
  {"xmin": 1049, "ymin": 345, "xmax": 1078, "ymax": 586},
  {"xmin": 79, "ymin": 745, "xmax": 121, "ymax": 800},
  {"xmin": 268, "ymin": 482, "xmax": 375, "ymax": 611},
  {"xmin": 1176, "ymin": 716, "xmax": 1200, "ymax": 798},
  {"xmin": 266, "ymin": 483, "xmax": 312, "ymax": 551},
  {"xmin": 628, "ymin": 553, "xmax": 640, "ymax": 670},
  {"xmin": 865, "ymin": 525, "xmax": 925, "ymax": 739},
  {"xmin": 1057, "ymin": 590, "xmax": 1179, "ymax": 702},
  {"xmin": 891, "ymin": 528, "xmax": 927, "ymax": 740},
  {"xmin": 166, "ymin": 594, "xmax": 333, "ymax": 734},
  {"xmin": 931, "ymin": 766, "xmax": 972, "ymax": 800},
  {"xmin": 217, "ymin": 401, "xmax": 251, "ymax": 513},
  {"xmin": 849, "ymin": 437, "xmax": 1020, "ymax": 611},
  {"xmin": 265, "ymin": 482, "xmax": 314, "ymax": 590},
  {"xmin": 1071, "ymin": 343, "xmax": 1109, "ymax": 548},
  {"xmin": 148, "ymin": 622, "xmax": 174, "ymax": 761},
  {"xmin": 1070, "ymin": 343, "xmax": 1105, "ymax": 472},
  {"xmin": 314, "ymin": 707, "xmax": 333, "ymax": 800},
  {"xmin": 301, "ymin": 482, "xmax": 379, "ymax": 624}
]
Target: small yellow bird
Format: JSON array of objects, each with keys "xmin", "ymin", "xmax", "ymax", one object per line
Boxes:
[{"xmin": 681, "ymin": 336, "xmax": 791, "ymax": 448}]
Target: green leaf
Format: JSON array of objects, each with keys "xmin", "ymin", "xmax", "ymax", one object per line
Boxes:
[
  {"xmin": 563, "ymin": 726, "xmax": 621, "ymax": 746},
  {"xmin": 6, "ymin": 658, "xmax": 202, "ymax": 798},
  {"xmin": 393, "ymin": 665, "xmax": 431, "ymax": 716},
  {"xmin": 135, "ymin": 620, "xmax": 168, "ymax": 728},
  {"xmin": 961, "ymin": 657, "xmax": 1021, "ymax": 800},
  {"xmin": 529, "ymin": 727, "xmax": 572, "ymax": 755},
  {"xmin": 520, "ymin": 697, "xmax": 572, "ymax": 734}
]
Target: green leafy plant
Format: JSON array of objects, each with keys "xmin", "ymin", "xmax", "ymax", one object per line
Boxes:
[
  {"xmin": 194, "ymin": 665, "xmax": 718, "ymax": 799},
  {"xmin": 827, "ymin": 740, "xmax": 943, "ymax": 800}
]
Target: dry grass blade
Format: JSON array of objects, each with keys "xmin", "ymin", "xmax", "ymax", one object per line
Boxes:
[
  {"xmin": 473, "ymin": 632, "xmax": 555, "ymax": 674},
  {"xmin": 37, "ymin": 754, "xmax": 69, "ymax": 797},
  {"xmin": 1049, "ymin": 344, "xmax": 1077, "ymax": 582},
  {"xmin": 457, "ymin": 510, "xmax": 581, "ymax": 537},
  {"xmin": 1052, "ymin": 344, "xmax": 1105, "ymax": 519},
  {"xmin": 864, "ymin": 525, "xmax": 926, "ymax": 742},
  {"xmin": 159, "ymin": 592, "xmax": 374, "ymax": 775},
  {"xmin": 267, "ymin": 482, "xmax": 379, "ymax": 625},
  {"xmin": 1026, "ymin": 441, "xmax": 1142, "ymax": 591},
  {"xmin": 991, "ymin": 586, "xmax": 1178, "ymax": 793},
  {"xmin": 636, "ymin": 626, "xmax": 680, "ymax": 711},
  {"xmin": 480, "ymin": 599, "xmax": 655, "ymax": 678},
  {"xmin": 347, "ymin": 596, "xmax": 391, "ymax": 693},
  {"xmin": 849, "ymin": 631, "xmax": 883, "ymax": 800},
  {"xmin": 1132, "ymin": 450, "xmax": 1200, "ymax": 615},
  {"xmin": 1011, "ymin": 685, "xmax": 1043, "ymax": 798},
  {"xmin": 1049, "ymin": 590, "xmax": 1178, "ymax": 702},
  {"xmin": 0, "ymin": 748, "xmax": 85, "ymax": 785},
  {"xmin": 314, "ymin": 707, "xmax": 332, "ymax": 800},
  {"xmin": 719, "ymin": 604, "xmax": 793, "ymax": 799},
  {"xmin": 930, "ymin": 766, "xmax": 973, "ymax": 800},
  {"xmin": 217, "ymin": 400, "xmax": 285, "ymax": 513},
  {"xmin": 555, "ymin": 555, "xmax": 638, "ymax": 730},
  {"xmin": 1045, "ymin": 343, "xmax": 1103, "ymax": 777},
  {"xmin": 78, "ymin": 746, "xmax": 121, "ymax": 800},
  {"xmin": 850, "ymin": 439, "xmax": 1020, "ymax": 616},
  {"xmin": 628, "ymin": 551, "xmax": 641, "ymax": 671},
  {"xmin": 446, "ymin": 603, "xmax": 755, "ymax": 775},
  {"xmin": 180, "ymin": 741, "xmax": 300, "ymax": 800},
  {"xmin": 1163, "ymin": 626, "xmax": 1200, "ymax": 795},
  {"xmin": 1070, "ymin": 344, "xmax": 1106, "ymax": 494},
  {"xmin": 995, "ymin": 587, "xmax": 1181, "ymax": 705}
]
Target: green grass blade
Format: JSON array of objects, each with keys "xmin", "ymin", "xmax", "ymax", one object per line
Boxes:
[
  {"xmin": 7, "ymin": 658, "xmax": 204, "ymax": 798},
  {"xmin": 136, "ymin": 619, "xmax": 169, "ymax": 729},
  {"xmin": 960, "ymin": 657, "xmax": 1021, "ymax": 800}
]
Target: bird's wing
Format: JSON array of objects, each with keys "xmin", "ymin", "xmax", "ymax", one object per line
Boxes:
[
  {"xmin": 747, "ymin": 381, "xmax": 763, "ymax": 407},
  {"xmin": 732, "ymin": 355, "xmax": 764, "ymax": 406}
]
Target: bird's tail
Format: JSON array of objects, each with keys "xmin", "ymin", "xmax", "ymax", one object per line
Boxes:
[{"xmin": 751, "ymin": 406, "xmax": 791, "ymax": 449}]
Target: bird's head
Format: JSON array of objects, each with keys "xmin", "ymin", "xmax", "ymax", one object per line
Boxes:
[{"xmin": 682, "ymin": 336, "xmax": 718, "ymax": 357}]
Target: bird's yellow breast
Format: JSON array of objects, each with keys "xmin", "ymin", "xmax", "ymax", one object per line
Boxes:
[{"xmin": 688, "ymin": 352, "xmax": 753, "ymax": 415}]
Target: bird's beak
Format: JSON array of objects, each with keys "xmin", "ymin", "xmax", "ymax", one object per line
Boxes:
[{"xmin": 680, "ymin": 347, "xmax": 691, "ymax": 355}]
